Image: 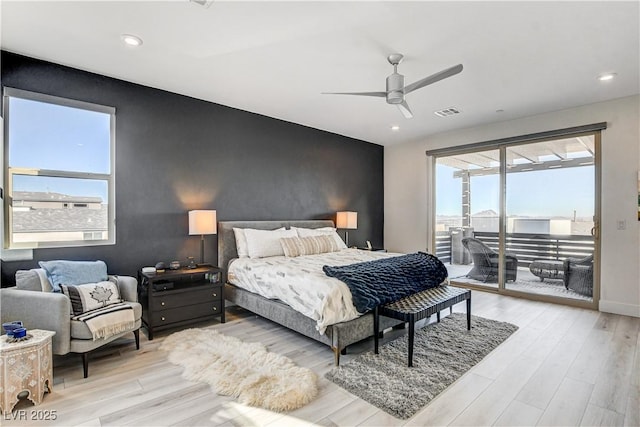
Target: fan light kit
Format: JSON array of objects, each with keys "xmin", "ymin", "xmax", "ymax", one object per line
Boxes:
[
  {"xmin": 121, "ymin": 34, "xmax": 143, "ymax": 47},
  {"xmin": 323, "ymin": 53, "xmax": 463, "ymax": 119}
]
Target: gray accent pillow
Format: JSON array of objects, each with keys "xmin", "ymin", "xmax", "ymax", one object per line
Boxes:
[{"xmin": 15, "ymin": 269, "xmax": 43, "ymax": 292}]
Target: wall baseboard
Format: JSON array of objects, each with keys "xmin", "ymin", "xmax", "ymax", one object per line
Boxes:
[{"xmin": 599, "ymin": 299, "xmax": 640, "ymax": 318}]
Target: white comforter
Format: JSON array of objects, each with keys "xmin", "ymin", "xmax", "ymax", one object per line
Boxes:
[{"xmin": 227, "ymin": 249, "xmax": 399, "ymax": 334}]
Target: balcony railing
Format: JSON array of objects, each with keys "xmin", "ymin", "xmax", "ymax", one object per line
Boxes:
[{"xmin": 436, "ymin": 230, "xmax": 594, "ymax": 267}]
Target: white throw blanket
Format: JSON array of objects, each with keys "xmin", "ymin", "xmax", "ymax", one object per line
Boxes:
[{"xmin": 72, "ymin": 302, "xmax": 135, "ymax": 340}]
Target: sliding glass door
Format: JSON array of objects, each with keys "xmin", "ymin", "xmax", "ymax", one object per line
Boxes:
[
  {"xmin": 435, "ymin": 149, "xmax": 500, "ymax": 291},
  {"xmin": 504, "ymin": 138, "xmax": 596, "ymax": 301},
  {"xmin": 430, "ymin": 129, "xmax": 600, "ymax": 307}
]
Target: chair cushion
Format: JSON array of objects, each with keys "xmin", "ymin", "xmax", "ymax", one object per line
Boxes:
[{"xmin": 70, "ymin": 301, "xmax": 142, "ymax": 340}]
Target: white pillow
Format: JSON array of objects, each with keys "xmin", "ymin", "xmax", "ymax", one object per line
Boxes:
[
  {"xmin": 245, "ymin": 228, "xmax": 297, "ymax": 259},
  {"xmin": 233, "ymin": 227, "xmax": 284, "ymax": 258},
  {"xmin": 233, "ymin": 228, "xmax": 249, "ymax": 258},
  {"xmin": 60, "ymin": 281, "xmax": 122, "ymax": 316},
  {"xmin": 292, "ymin": 226, "xmax": 347, "ymax": 250}
]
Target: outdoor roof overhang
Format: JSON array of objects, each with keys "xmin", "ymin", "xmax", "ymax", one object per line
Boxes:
[{"xmin": 439, "ymin": 135, "xmax": 595, "ymax": 177}]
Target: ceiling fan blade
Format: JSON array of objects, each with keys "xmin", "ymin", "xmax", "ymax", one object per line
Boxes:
[
  {"xmin": 404, "ymin": 64, "xmax": 463, "ymax": 94},
  {"xmin": 397, "ymin": 101, "xmax": 413, "ymax": 119},
  {"xmin": 321, "ymin": 91, "xmax": 387, "ymax": 97}
]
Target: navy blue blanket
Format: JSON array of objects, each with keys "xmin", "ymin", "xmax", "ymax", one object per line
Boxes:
[{"xmin": 323, "ymin": 252, "xmax": 448, "ymax": 313}]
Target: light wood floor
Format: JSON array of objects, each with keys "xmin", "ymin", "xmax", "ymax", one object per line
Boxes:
[{"xmin": 4, "ymin": 291, "xmax": 639, "ymax": 427}]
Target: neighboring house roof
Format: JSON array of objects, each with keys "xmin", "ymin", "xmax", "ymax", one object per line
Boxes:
[
  {"xmin": 13, "ymin": 206, "xmax": 108, "ymax": 232},
  {"xmin": 13, "ymin": 191, "xmax": 103, "ymax": 204},
  {"xmin": 472, "ymin": 209, "xmax": 498, "ymax": 217}
]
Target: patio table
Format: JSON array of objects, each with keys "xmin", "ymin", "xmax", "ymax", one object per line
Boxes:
[{"xmin": 529, "ymin": 260, "xmax": 564, "ymax": 282}]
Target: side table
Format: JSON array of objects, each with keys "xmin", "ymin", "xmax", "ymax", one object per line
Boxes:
[
  {"xmin": 138, "ymin": 266, "xmax": 225, "ymax": 340},
  {"xmin": 357, "ymin": 247, "xmax": 387, "ymax": 252},
  {"xmin": 0, "ymin": 329, "xmax": 55, "ymax": 415},
  {"xmin": 529, "ymin": 259, "xmax": 565, "ymax": 282}
]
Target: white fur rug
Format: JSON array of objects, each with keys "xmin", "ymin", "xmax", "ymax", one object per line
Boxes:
[{"xmin": 160, "ymin": 328, "xmax": 318, "ymax": 412}]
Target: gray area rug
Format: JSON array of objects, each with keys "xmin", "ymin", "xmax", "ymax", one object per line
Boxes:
[{"xmin": 325, "ymin": 312, "xmax": 518, "ymax": 419}]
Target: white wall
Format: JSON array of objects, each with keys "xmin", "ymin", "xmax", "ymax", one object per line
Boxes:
[{"xmin": 385, "ymin": 95, "xmax": 640, "ymax": 317}]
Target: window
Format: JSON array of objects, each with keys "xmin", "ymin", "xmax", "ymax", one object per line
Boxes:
[{"xmin": 3, "ymin": 88, "xmax": 115, "ymax": 249}]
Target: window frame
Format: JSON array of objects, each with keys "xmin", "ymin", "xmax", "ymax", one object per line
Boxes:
[{"xmin": 3, "ymin": 87, "xmax": 116, "ymax": 249}]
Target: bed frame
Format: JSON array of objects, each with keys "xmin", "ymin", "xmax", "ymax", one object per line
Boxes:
[{"xmin": 218, "ymin": 220, "xmax": 403, "ymax": 365}]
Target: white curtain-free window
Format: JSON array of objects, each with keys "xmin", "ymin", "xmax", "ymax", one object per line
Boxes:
[{"xmin": 3, "ymin": 88, "xmax": 115, "ymax": 249}]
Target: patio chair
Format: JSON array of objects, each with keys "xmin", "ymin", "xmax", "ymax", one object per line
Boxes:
[
  {"xmin": 563, "ymin": 254, "xmax": 594, "ymax": 297},
  {"xmin": 461, "ymin": 237, "xmax": 518, "ymax": 282}
]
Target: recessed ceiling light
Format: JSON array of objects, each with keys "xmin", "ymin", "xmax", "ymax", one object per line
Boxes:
[
  {"xmin": 598, "ymin": 72, "xmax": 617, "ymax": 81},
  {"xmin": 121, "ymin": 34, "xmax": 143, "ymax": 47},
  {"xmin": 390, "ymin": 125, "xmax": 400, "ymax": 131}
]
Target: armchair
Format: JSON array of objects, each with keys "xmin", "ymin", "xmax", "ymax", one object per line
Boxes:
[
  {"xmin": 563, "ymin": 254, "xmax": 594, "ymax": 297},
  {"xmin": 462, "ymin": 237, "xmax": 518, "ymax": 282},
  {"xmin": 0, "ymin": 269, "xmax": 141, "ymax": 378}
]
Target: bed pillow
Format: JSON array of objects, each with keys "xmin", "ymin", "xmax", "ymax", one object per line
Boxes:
[
  {"xmin": 244, "ymin": 228, "xmax": 297, "ymax": 259},
  {"xmin": 280, "ymin": 235, "xmax": 340, "ymax": 257},
  {"xmin": 234, "ymin": 227, "xmax": 285, "ymax": 258},
  {"xmin": 60, "ymin": 281, "xmax": 122, "ymax": 316},
  {"xmin": 292, "ymin": 226, "xmax": 347, "ymax": 250},
  {"xmin": 233, "ymin": 228, "xmax": 249, "ymax": 258},
  {"xmin": 38, "ymin": 260, "xmax": 108, "ymax": 293}
]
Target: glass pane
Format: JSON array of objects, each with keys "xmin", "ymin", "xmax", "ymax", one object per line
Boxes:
[
  {"xmin": 8, "ymin": 97, "xmax": 111, "ymax": 173},
  {"xmin": 11, "ymin": 174, "xmax": 109, "ymax": 244},
  {"xmin": 436, "ymin": 149, "xmax": 500, "ymax": 289},
  {"xmin": 505, "ymin": 137, "xmax": 594, "ymax": 301}
]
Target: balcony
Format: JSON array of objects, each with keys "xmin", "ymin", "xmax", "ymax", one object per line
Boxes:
[{"xmin": 436, "ymin": 230, "xmax": 594, "ymax": 301}]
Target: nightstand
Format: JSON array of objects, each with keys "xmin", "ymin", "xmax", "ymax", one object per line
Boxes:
[
  {"xmin": 138, "ymin": 266, "xmax": 224, "ymax": 340},
  {"xmin": 357, "ymin": 247, "xmax": 387, "ymax": 252}
]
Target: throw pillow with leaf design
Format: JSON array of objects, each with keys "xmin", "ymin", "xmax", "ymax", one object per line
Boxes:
[{"xmin": 60, "ymin": 281, "xmax": 123, "ymax": 316}]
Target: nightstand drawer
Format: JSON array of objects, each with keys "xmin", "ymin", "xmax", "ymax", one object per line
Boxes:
[
  {"xmin": 151, "ymin": 300, "xmax": 222, "ymax": 325},
  {"xmin": 151, "ymin": 287, "xmax": 221, "ymax": 311}
]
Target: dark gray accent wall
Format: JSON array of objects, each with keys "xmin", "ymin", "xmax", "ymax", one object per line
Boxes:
[{"xmin": 0, "ymin": 51, "xmax": 384, "ymax": 284}]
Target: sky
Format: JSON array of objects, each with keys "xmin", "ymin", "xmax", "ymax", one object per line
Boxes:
[
  {"xmin": 8, "ymin": 96, "xmax": 111, "ymax": 201},
  {"xmin": 436, "ymin": 163, "xmax": 595, "ymax": 218}
]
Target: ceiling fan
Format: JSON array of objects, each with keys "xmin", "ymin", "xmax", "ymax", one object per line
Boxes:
[{"xmin": 322, "ymin": 54, "xmax": 463, "ymax": 119}]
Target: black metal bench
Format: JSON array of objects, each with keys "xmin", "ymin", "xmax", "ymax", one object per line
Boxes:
[{"xmin": 373, "ymin": 285, "xmax": 471, "ymax": 367}]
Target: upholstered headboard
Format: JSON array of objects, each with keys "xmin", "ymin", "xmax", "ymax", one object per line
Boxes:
[{"xmin": 217, "ymin": 220, "xmax": 335, "ymax": 273}]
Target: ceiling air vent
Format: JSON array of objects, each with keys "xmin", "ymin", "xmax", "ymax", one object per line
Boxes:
[{"xmin": 434, "ymin": 107, "xmax": 461, "ymax": 117}]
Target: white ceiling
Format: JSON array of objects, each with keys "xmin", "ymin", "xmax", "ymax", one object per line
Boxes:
[{"xmin": 1, "ymin": 1, "xmax": 638, "ymax": 146}]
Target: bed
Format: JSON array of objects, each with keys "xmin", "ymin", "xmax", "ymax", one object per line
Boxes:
[{"xmin": 218, "ymin": 220, "xmax": 404, "ymax": 365}]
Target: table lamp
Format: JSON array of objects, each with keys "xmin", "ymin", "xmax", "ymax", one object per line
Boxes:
[
  {"xmin": 189, "ymin": 210, "xmax": 217, "ymax": 265},
  {"xmin": 336, "ymin": 211, "xmax": 357, "ymax": 247}
]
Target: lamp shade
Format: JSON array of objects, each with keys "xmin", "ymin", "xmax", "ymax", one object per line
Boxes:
[
  {"xmin": 189, "ymin": 210, "xmax": 217, "ymax": 235},
  {"xmin": 336, "ymin": 211, "xmax": 358, "ymax": 229}
]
